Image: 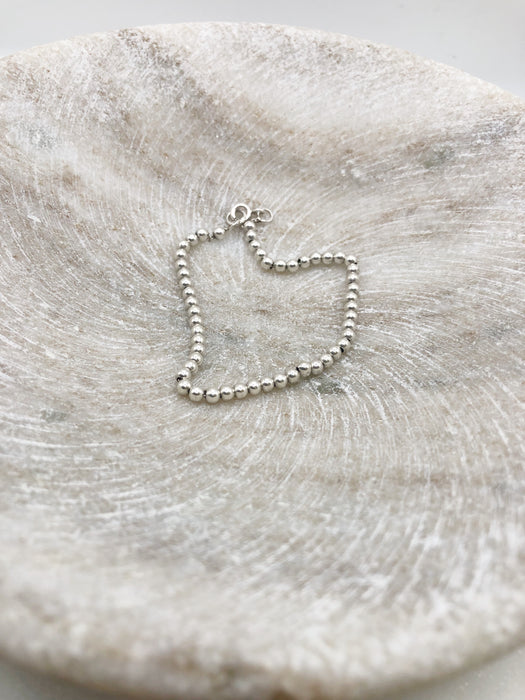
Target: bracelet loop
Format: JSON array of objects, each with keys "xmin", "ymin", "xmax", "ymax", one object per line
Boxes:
[
  {"xmin": 226, "ymin": 203, "xmax": 251, "ymax": 227},
  {"xmin": 251, "ymin": 207, "xmax": 273, "ymax": 224}
]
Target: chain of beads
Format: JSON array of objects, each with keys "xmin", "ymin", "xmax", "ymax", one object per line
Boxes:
[{"xmin": 175, "ymin": 204, "xmax": 359, "ymax": 404}]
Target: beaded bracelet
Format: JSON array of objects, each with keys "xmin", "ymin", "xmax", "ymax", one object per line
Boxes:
[{"xmin": 175, "ymin": 203, "xmax": 359, "ymax": 403}]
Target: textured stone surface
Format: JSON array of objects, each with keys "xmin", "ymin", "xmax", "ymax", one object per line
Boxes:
[{"xmin": 0, "ymin": 21, "xmax": 523, "ymax": 700}]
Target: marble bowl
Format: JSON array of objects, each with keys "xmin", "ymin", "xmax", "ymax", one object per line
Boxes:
[{"xmin": 0, "ymin": 21, "xmax": 523, "ymax": 700}]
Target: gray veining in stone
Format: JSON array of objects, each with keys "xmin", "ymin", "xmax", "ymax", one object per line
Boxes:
[{"xmin": 0, "ymin": 21, "xmax": 523, "ymax": 700}]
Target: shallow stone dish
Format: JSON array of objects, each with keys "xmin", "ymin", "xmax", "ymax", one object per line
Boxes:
[{"xmin": 0, "ymin": 21, "xmax": 523, "ymax": 700}]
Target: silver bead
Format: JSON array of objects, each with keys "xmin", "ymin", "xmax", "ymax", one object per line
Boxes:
[
  {"xmin": 255, "ymin": 248, "xmax": 266, "ymax": 260},
  {"xmin": 177, "ymin": 379, "xmax": 191, "ymax": 395},
  {"xmin": 220, "ymin": 386, "xmax": 234, "ymax": 401},
  {"xmin": 248, "ymin": 380, "xmax": 261, "ymax": 395},
  {"xmin": 180, "ymin": 277, "xmax": 192, "ymax": 289},
  {"xmin": 176, "ymin": 259, "xmax": 188, "ymax": 271},
  {"xmin": 339, "ymin": 337, "xmax": 351, "ymax": 353},
  {"xmin": 274, "ymin": 374, "xmax": 287, "ymax": 389},
  {"xmin": 287, "ymin": 368, "xmax": 300, "ymax": 384},
  {"xmin": 196, "ymin": 228, "xmax": 208, "ymax": 242},
  {"xmin": 182, "ymin": 286, "xmax": 195, "ymax": 298},
  {"xmin": 347, "ymin": 301, "xmax": 358, "ymax": 310},
  {"xmin": 243, "ymin": 220, "xmax": 255, "ymax": 231},
  {"xmin": 346, "ymin": 292, "xmax": 358, "ymax": 302},
  {"xmin": 347, "ymin": 262, "xmax": 359, "ymax": 272},
  {"xmin": 329, "ymin": 346, "xmax": 342, "ymax": 360},
  {"xmin": 192, "ymin": 333, "xmax": 204, "ymax": 345},
  {"xmin": 187, "ymin": 233, "xmax": 198, "ymax": 246},
  {"xmin": 192, "ymin": 324, "xmax": 203, "ymax": 335},
  {"xmin": 189, "ymin": 386, "xmax": 204, "ymax": 402},
  {"xmin": 297, "ymin": 362, "xmax": 311, "ymax": 377},
  {"xmin": 348, "ymin": 282, "xmax": 359, "ymax": 293},
  {"xmin": 177, "ymin": 368, "xmax": 191, "ymax": 382},
  {"xmin": 311, "ymin": 360, "xmax": 323, "ymax": 375},
  {"xmin": 261, "ymin": 257, "xmax": 273, "ymax": 269},
  {"xmin": 286, "ymin": 260, "xmax": 299, "ymax": 272},
  {"xmin": 190, "ymin": 352, "xmax": 203, "ymax": 365},
  {"xmin": 189, "ymin": 313, "xmax": 202, "ymax": 324},
  {"xmin": 321, "ymin": 354, "xmax": 334, "ymax": 368},
  {"xmin": 334, "ymin": 252, "xmax": 346, "ymax": 264},
  {"xmin": 310, "ymin": 252, "xmax": 322, "ymax": 265},
  {"xmin": 344, "ymin": 319, "xmax": 356, "ymax": 329},
  {"xmin": 346, "ymin": 310, "xmax": 358, "ymax": 320},
  {"xmin": 261, "ymin": 377, "xmax": 274, "ymax": 392},
  {"xmin": 245, "ymin": 230, "xmax": 257, "ymax": 242},
  {"xmin": 213, "ymin": 227, "xmax": 226, "ymax": 240},
  {"xmin": 234, "ymin": 384, "xmax": 248, "ymax": 399},
  {"xmin": 249, "ymin": 239, "xmax": 261, "ymax": 250},
  {"xmin": 179, "ymin": 240, "xmax": 190, "ymax": 250},
  {"xmin": 343, "ymin": 329, "xmax": 355, "ymax": 340},
  {"xmin": 346, "ymin": 255, "xmax": 357, "ymax": 265},
  {"xmin": 185, "ymin": 359, "xmax": 198, "ymax": 373},
  {"xmin": 205, "ymin": 388, "xmax": 220, "ymax": 404},
  {"xmin": 322, "ymin": 252, "xmax": 334, "ymax": 265},
  {"xmin": 176, "ymin": 248, "xmax": 187, "ymax": 259},
  {"xmin": 274, "ymin": 260, "xmax": 286, "ymax": 273},
  {"xmin": 347, "ymin": 273, "xmax": 358, "ymax": 283},
  {"xmin": 298, "ymin": 256, "xmax": 310, "ymax": 268},
  {"xmin": 189, "ymin": 306, "xmax": 201, "ymax": 317},
  {"xmin": 192, "ymin": 343, "xmax": 204, "ymax": 354},
  {"xmin": 178, "ymin": 268, "xmax": 190, "ymax": 278},
  {"xmin": 184, "ymin": 296, "xmax": 197, "ymax": 307}
]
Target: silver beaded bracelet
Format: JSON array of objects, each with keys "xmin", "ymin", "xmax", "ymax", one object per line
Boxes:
[{"xmin": 175, "ymin": 203, "xmax": 359, "ymax": 404}]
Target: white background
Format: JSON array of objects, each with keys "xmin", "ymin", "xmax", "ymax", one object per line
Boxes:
[{"xmin": 0, "ymin": 1, "xmax": 523, "ymax": 699}]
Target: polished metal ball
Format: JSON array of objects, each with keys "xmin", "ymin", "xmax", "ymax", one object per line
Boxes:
[
  {"xmin": 220, "ymin": 386, "xmax": 234, "ymax": 401},
  {"xmin": 189, "ymin": 386, "xmax": 204, "ymax": 402},
  {"xmin": 177, "ymin": 379, "xmax": 191, "ymax": 395},
  {"xmin": 205, "ymin": 388, "xmax": 220, "ymax": 404},
  {"xmin": 248, "ymin": 380, "xmax": 261, "ymax": 395},
  {"xmin": 190, "ymin": 352, "xmax": 202, "ymax": 365},
  {"xmin": 311, "ymin": 360, "xmax": 323, "ymax": 375},
  {"xmin": 297, "ymin": 362, "xmax": 311, "ymax": 377},
  {"xmin": 339, "ymin": 337, "xmax": 351, "ymax": 353},
  {"xmin": 234, "ymin": 384, "xmax": 248, "ymax": 399},
  {"xmin": 321, "ymin": 354, "xmax": 334, "ymax": 368},
  {"xmin": 274, "ymin": 374, "xmax": 287, "ymax": 388},
  {"xmin": 261, "ymin": 377, "xmax": 274, "ymax": 392},
  {"xmin": 287, "ymin": 368, "xmax": 300, "ymax": 384}
]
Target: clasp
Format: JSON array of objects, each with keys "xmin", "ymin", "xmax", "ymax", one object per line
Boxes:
[
  {"xmin": 250, "ymin": 207, "xmax": 273, "ymax": 224},
  {"xmin": 225, "ymin": 203, "xmax": 274, "ymax": 228},
  {"xmin": 226, "ymin": 203, "xmax": 251, "ymax": 227}
]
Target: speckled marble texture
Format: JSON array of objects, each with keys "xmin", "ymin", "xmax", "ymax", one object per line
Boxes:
[{"xmin": 0, "ymin": 21, "xmax": 523, "ymax": 700}]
